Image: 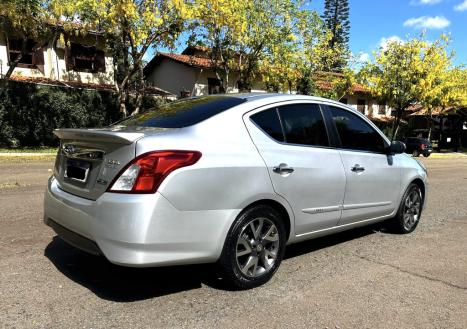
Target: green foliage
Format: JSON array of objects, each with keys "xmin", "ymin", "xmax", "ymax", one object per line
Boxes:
[
  {"xmin": 322, "ymin": 0, "xmax": 350, "ymax": 70},
  {"xmin": 0, "ymin": 81, "xmax": 120, "ymax": 147},
  {"xmin": 52, "ymin": 0, "xmax": 187, "ymax": 117},
  {"xmin": 360, "ymin": 33, "xmax": 465, "ymax": 139},
  {"xmin": 260, "ymin": 8, "xmax": 353, "ymax": 97}
]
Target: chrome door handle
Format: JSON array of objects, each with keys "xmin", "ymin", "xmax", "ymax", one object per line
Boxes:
[
  {"xmin": 351, "ymin": 164, "xmax": 365, "ymax": 172},
  {"xmin": 273, "ymin": 163, "xmax": 295, "ymax": 174}
]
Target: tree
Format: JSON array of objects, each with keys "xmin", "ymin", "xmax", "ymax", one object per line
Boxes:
[
  {"xmin": 321, "ymin": 0, "xmax": 350, "ymax": 71},
  {"xmin": 232, "ymin": 0, "xmax": 303, "ymax": 92},
  {"xmin": 362, "ymin": 36, "xmax": 426, "ymax": 140},
  {"xmin": 416, "ymin": 35, "xmax": 466, "ymax": 139},
  {"xmin": 361, "ymin": 34, "xmax": 465, "ymax": 140},
  {"xmin": 54, "ymin": 0, "xmax": 188, "ymax": 117},
  {"xmin": 260, "ymin": 39, "xmax": 301, "ymax": 93},
  {"xmin": 296, "ymin": 10, "xmax": 352, "ymax": 98},
  {"xmin": 259, "ymin": 8, "xmax": 354, "ymax": 98},
  {"xmin": 185, "ymin": 0, "xmax": 248, "ymax": 93}
]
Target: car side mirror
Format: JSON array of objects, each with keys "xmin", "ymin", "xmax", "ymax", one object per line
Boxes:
[{"xmin": 387, "ymin": 141, "xmax": 406, "ymax": 155}]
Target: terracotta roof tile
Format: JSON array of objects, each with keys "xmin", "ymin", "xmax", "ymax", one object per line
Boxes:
[
  {"xmin": 158, "ymin": 52, "xmax": 216, "ymax": 69},
  {"xmin": 315, "ymin": 78, "xmax": 368, "ymax": 94}
]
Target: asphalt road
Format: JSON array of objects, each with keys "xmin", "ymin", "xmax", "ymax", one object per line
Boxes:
[{"xmin": 0, "ymin": 157, "xmax": 466, "ymax": 329}]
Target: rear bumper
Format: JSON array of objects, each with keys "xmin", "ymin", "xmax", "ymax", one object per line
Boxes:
[
  {"xmin": 44, "ymin": 176, "xmax": 240, "ymax": 267},
  {"xmin": 45, "ymin": 218, "xmax": 102, "ymax": 256}
]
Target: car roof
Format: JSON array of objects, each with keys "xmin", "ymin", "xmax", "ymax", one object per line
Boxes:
[
  {"xmin": 217, "ymin": 92, "xmax": 331, "ymax": 101},
  {"xmin": 206, "ymin": 93, "xmax": 350, "ymax": 108}
]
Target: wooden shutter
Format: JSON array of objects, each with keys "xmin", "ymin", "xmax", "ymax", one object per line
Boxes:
[
  {"xmin": 5, "ymin": 37, "xmax": 21, "ymax": 64},
  {"xmin": 94, "ymin": 50, "xmax": 106, "ymax": 73},
  {"xmin": 32, "ymin": 45, "xmax": 45, "ymax": 74}
]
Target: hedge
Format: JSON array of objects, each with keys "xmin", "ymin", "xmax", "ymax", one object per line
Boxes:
[{"xmin": 0, "ymin": 81, "xmax": 161, "ymax": 147}]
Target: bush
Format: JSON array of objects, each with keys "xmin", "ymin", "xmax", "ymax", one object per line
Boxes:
[{"xmin": 0, "ymin": 81, "xmax": 163, "ymax": 147}]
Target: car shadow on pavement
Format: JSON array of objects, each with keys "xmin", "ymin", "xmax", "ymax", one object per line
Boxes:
[
  {"xmin": 44, "ymin": 237, "xmax": 220, "ymax": 302},
  {"xmin": 284, "ymin": 224, "xmax": 380, "ymax": 260},
  {"xmin": 45, "ymin": 224, "xmax": 381, "ymax": 302}
]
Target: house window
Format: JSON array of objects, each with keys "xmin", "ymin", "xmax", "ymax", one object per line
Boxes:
[
  {"xmin": 208, "ymin": 78, "xmax": 223, "ymax": 94},
  {"xmin": 7, "ymin": 38, "xmax": 44, "ymax": 69},
  {"xmin": 66, "ymin": 43, "xmax": 106, "ymax": 73},
  {"xmin": 378, "ymin": 104, "xmax": 386, "ymax": 115},
  {"xmin": 340, "ymin": 98, "xmax": 348, "ymax": 104},
  {"xmin": 357, "ymin": 99, "xmax": 366, "ymax": 114}
]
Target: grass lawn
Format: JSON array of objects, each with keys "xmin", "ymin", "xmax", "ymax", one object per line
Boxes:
[
  {"xmin": 0, "ymin": 147, "xmax": 57, "ymax": 154},
  {"xmin": 0, "ymin": 156, "xmax": 56, "ymax": 163}
]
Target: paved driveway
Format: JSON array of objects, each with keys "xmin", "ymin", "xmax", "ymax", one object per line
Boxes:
[{"xmin": 0, "ymin": 157, "xmax": 466, "ymax": 328}]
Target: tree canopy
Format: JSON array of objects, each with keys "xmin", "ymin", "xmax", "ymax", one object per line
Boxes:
[
  {"xmin": 51, "ymin": 0, "xmax": 189, "ymax": 116},
  {"xmin": 322, "ymin": 0, "xmax": 350, "ymax": 71},
  {"xmin": 361, "ymin": 33, "xmax": 467, "ymax": 140}
]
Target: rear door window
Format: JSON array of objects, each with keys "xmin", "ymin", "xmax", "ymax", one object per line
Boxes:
[
  {"xmin": 250, "ymin": 109, "xmax": 285, "ymax": 142},
  {"xmin": 278, "ymin": 104, "xmax": 329, "ymax": 147}
]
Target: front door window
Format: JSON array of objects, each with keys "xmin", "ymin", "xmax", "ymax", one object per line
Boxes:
[{"xmin": 329, "ymin": 106, "xmax": 387, "ymax": 153}]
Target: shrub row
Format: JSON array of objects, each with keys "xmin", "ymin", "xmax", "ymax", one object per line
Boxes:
[{"xmin": 0, "ymin": 81, "xmax": 160, "ymax": 147}]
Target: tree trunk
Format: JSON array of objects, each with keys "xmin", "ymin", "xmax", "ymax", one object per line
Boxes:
[
  {"xmin": 391, "ymin": 108, "xmax": 402, "ymax": 141},
  {"xmin": 4, "ymin": 53, "xmax": 22, "ymax": 79},
  {"xmin": 117, "ymin": 64, "xmax": 139, "ymax": 118},
  {"xmin": 118, "ymin": 90, "xmax": 128, "ymax": 118},
  {"xmin": 133, "ymin": 64, "xmax": 146, "ymax": 116},
  {"xmin": 427, "ymin": 109, "xmax": 433, "ymax": 141}
]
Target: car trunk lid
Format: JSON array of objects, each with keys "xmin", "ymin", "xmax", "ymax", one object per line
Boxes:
[{"xmin": 53, "ymin": 128, "xmax": 144, "ymax": 200}]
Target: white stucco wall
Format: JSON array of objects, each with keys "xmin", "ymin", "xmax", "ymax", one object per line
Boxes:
[
  {"xmin": 342, "ymin": 94, "xmax": 391, "ymax": 118},
  {"xmin": 0, "ymin": 33, "xmax": 114, "ymax": 85},
  {"xmin": 146, "ymin": 59, "xmax": 267, "ymax": 98},
  {"xmin": 146, "ymin": 59, "xmax": 197, "ymax": 97}
]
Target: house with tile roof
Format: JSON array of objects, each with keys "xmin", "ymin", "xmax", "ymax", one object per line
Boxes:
[
  {"xmin": 143, "ymin": 46, "xmax": 267, "ymax": 98},
  {"xmin": 0, "ymin": 30, "xmax": 116, "ymax": 87},
  {"xmin": 0, "ymin": 27, "xmax": 174, "ymax": 98},
  {"xmin": 143, "ymin": 46, "xmax": 394, "ymax": 122}
]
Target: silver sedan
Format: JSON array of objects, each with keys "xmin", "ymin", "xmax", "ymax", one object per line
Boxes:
[{"xmin": 44, "ymin": 94, "xmax": 427, "ymax": 289}]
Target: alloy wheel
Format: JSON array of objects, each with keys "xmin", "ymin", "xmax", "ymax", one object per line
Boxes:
[
  {"xmin": 235, "ymin": 217, "xmax": 280, "ymax": 278},
  {"xmin": 403, "ymin": 188, "xmax": 422, "ymax": 231}
]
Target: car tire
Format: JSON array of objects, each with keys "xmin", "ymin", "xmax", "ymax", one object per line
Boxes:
[
  {"xmin": 423, "ymin": 153, "xmax": 430, "ymax": 157},
  {"xmin": 390, "ymin": 183, "xmax": 423, "ymax": 234},
  {"xmin": 218, "ymin": 205, "xmax": 287, "ymax": 289},
  {"xmin": 412, "ymin": 150, "xmax": 420, "ymax": 157}
]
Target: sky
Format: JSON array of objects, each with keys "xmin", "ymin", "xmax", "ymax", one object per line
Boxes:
[
  {"xmin": 307, "ymin": 0, "xmax": 467, "ymax": 66},
  {"xmin": 145, "ymin": 0, "xmax": 467, "ymax": 66}
]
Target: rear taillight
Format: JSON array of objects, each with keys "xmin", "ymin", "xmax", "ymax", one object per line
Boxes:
[
  {"xmin": 108, "ymin": 150, "xmax": 201, "ymax": 194},
  {"xmin": 420, "ymin": 144, "xmax": 426, "ymax": 150}
]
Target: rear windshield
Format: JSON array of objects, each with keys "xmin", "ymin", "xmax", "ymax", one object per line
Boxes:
[{"xmin": 114, "ymin": 96, "xmax": 246, "ymax": 128}]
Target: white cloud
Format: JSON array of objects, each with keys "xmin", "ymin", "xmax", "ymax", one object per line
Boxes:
[
  {"xmin": 410, "ymin": 0, "xmax": 442, "ymax": 5},
  {"xmin": 403, "ymin": 16, "xmax": 451, "ymax": 29},
  {"xmin": 454, "ymin": 0, "xmax": 467, "ymax": 11},
  {"xmin": 357, "ymin": 52, "xmax": 370, "ymax": 62},
  {"xmin": 379, "ymin": 36, "xmax": 403, "ymax": 50}
]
